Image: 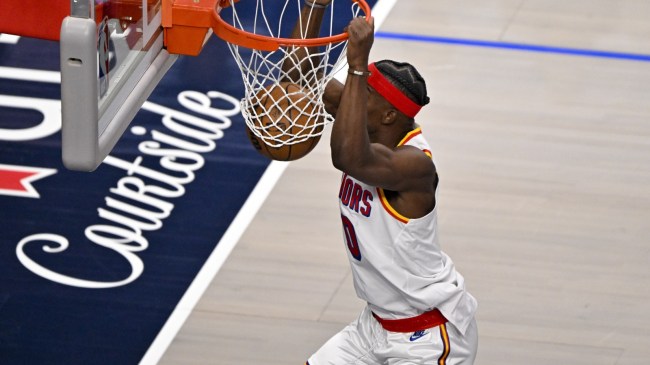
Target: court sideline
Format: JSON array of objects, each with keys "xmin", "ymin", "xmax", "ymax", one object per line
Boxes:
[{"xmin": 159, "ymin": 1, "xmax": 650, "ymax": 364}]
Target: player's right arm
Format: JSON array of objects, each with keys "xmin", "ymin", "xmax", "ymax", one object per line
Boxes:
[{"xmin": 329, "ymin": 18, "xmax": 434, "ymax": 197}]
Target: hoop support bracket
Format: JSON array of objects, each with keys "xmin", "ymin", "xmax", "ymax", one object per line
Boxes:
[{"xmin": 163, "ymin": 0, "xmax": 218, "ymax": 56}]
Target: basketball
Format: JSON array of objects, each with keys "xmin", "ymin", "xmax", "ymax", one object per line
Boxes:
[{"xmin": 245, "ymin": 82, "xmax": 323, "ymax": 161}]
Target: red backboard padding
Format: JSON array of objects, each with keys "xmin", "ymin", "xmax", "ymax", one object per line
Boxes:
[{"xmin": 0, "ymin": 0, "xmax": 70, "ymax": 41}]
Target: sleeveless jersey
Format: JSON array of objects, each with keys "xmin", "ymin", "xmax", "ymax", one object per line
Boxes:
[{"xmin": 337, "ymin": 127, "xmax": 478, "ymax": 335}]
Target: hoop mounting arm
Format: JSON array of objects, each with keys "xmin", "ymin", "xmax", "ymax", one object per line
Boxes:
[{"xmin": 162, "ymin": 0, "xmax": 221, "ymax": 56}]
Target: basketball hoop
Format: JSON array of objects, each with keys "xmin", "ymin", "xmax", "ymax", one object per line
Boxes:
[
  {"xmin": 211, "ymin": 0, "xmax": 371, "ymax": 148},
  {"xmin": 213, "ymin": 0, "xmax": 372, "ymax": 51}
]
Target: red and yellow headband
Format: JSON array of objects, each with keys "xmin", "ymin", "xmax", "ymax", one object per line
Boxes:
[{"xmin": 367, "ymin": 63, "xmax": 422, "ymax": 118}]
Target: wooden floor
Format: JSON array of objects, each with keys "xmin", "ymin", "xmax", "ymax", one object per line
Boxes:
[{"xmin": 159, "ymin": 1, "xmax": 650, "ymax": 364}]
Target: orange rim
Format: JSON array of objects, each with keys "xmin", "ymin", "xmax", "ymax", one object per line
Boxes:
[{"xmin": 211, "ymin": 0, "xmax": 372, "ymax": 51}]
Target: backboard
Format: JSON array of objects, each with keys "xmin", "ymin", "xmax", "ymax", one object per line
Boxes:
[{"xmin": 60, "ymin": 0, "xmax": 178, "ymax": 171}]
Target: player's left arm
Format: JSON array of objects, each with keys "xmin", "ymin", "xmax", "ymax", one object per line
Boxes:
[{"xmin": 281, "ymin": 0, "xmax": 332, "ymax": 84}]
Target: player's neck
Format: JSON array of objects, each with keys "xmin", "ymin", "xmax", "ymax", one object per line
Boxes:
[{"xmin": 370, "ymin": 127, "xmax": 407, "ymax": 148}]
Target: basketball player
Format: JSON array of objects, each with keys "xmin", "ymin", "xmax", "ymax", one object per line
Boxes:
[{"xmin": 297, "ymin": 1, "xmax": 479, "ymax": 364}]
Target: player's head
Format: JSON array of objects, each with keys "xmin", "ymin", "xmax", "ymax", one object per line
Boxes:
[{"xmin": 367, "ymin": 60, "xmax": 430, "ymax": 122}]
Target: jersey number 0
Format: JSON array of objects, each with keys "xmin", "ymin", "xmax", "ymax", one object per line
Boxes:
[{"xmin": 341, "ymin": 215, "xmax": 362, "ymax": 261}]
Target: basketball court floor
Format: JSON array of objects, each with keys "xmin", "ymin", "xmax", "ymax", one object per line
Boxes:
[
  {"xmin": 2, "ymin": 0, "xmax": 650, "ymax": 364},
  {"xmin": 159, "ymin": 1, "xmax": 650, "ymax": 364}
]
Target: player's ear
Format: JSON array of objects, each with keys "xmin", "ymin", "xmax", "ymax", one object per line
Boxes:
[{"xmin": 382, "ymin": 109, "xmax": 397, "ymax": 125}]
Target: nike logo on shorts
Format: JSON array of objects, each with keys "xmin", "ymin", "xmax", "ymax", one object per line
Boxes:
[{"xmin": 409, "ymin": 330, "xmax": 428, "ymax": 341}]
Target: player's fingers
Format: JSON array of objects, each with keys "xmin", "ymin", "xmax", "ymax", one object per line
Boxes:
[{"xmin": 349, "ymin": 18, "xmax": 367, "ymax": 36}]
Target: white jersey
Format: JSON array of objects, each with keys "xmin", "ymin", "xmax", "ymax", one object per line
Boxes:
[{"xmin": 337, "ymin": 128, "xmax": 477, "ymax": 335}]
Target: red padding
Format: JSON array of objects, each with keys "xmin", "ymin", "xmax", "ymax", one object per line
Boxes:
[{"xmin": 0, "ymin": 0, "xmax": 70, "ymax": 41}]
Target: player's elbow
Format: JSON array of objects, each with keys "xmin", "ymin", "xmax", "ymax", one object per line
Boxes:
[
  {"xmin": 323, "ymin": 80, "xmax": 342, "ymax": 116},
  {"xmin": 331, "ymin": 153, "xmax": 348, "ymax": 172},
  {"xmin": 332, "ymin": 157, "xmax": 361, "ymax": 175},
  {"xmin": 330, "ymin": 144, "xmax": 346, "ymax": 171},
  {"xmin": 330, "ymin": 143, "xmax": 350, "ymax": 172},
  {"xmin": 330, "ymin": 144, "xmax": 365, "ymax": 174}
]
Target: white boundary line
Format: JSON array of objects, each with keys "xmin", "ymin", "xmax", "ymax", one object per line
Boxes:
[
  {"xmin": 0, "ymin": 66, "xmax": 60, "ymax": 84},
  {"xmin": 140, "ymin": 1, "xmax": 397, "ymax": 363},
  {"xmin": 139, "ymin": 161, "xmax": 289, "ymax": 364},
  {"xmin": 369, "ymin": 0, "xmax": 398, "ymax": 31}
]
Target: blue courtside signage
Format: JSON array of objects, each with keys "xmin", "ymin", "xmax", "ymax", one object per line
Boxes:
[{"xmin": 0, "ymin": 35, "xmax": 269, "ymax": 364}]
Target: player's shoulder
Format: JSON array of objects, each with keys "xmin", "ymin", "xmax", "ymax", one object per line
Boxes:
[
  {"xmin": 394, "ymin": 144, "xmax": 436, "ymax": 180},
  {"xmin": 395, "ymin": 144, "xmax": 434, "ymax": 163}
]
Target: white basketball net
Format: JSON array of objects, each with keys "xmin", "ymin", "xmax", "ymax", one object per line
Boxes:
[{"xmin": 219, "ymin": 0, "xmax": 363, "ymax": 147}]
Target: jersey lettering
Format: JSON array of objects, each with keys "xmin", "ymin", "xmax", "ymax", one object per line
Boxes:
[{"xmin": 338, "ymin": 174, "xmax": 373, "ymax": 217}]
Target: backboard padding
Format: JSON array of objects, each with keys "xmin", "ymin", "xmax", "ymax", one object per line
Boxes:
[{"xmin": 60, "ymin": 0, "xmax": 177, "ymax": 171}]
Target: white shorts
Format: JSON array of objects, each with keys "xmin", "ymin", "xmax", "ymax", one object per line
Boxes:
[{"xmin": 307, "ymin": 306, "xmax": 478, "ymax": 365}]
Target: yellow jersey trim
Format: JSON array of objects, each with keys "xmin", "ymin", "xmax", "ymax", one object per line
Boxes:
[
  {"xmin": 377, "ymin": 188, "xmax": 409, "ymax": 224},
  {"xmin": 397, "ymin": 127, "xmax": 422, "ymax": 147}
]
